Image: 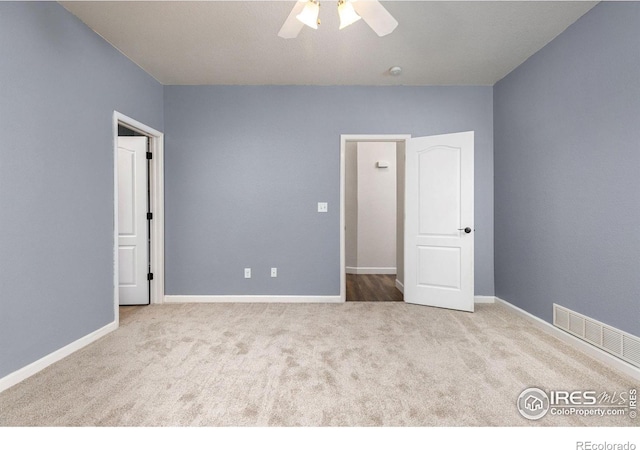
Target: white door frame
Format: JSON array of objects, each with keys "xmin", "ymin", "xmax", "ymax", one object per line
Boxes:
[
  {"xmin": 339, "ymin": 134, "xmax": 411, "ymax": 302},
  {"xmin": 113, "ymin": 111, "xmax": 165, "ymax": 324}
]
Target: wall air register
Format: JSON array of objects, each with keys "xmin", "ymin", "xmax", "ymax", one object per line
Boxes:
[{"xmin": 553, "ymin": 304, "xmax": 640, "ymax": 369}]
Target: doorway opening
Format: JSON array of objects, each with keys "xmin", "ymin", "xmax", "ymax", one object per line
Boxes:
[
  {"xmin": 340, "ymin": 134, "xmax": 411, "ymax": 302},
  {"xmin": 113, "ymin": 112, "xmax": 164, "ymax": 325}
]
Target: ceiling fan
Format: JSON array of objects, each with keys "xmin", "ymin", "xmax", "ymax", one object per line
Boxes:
[{"xmin": 278, "ymin": 0, "xmax": 398, "ymax": 39}]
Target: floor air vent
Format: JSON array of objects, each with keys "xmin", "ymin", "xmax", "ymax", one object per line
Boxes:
[{"xmin": 553, "ymin": 304, "xmax": 640, "ymax": 369}]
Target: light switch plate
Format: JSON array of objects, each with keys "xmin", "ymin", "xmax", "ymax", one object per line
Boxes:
[
  {"xmin": 317, "ymin": 202, "xmax": 328, "ymax": 213},
  {"xmin": 244, "ymin": 268, "xmax": 251, "ymax": 278},
  {"xmin": 271, "ymin": 268, "xmax": 277, "ymax": 278}
]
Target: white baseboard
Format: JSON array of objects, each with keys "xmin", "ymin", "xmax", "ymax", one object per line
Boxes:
[
  {"xmin": 496, "ymin": 297, "xmax": 640, "ymax": 381},
  {"xmin": 474, "ymin": 295, "xmax": 496, "ymax": 304},
  {"xmin": 346, "ymin": 267, "xmax": 397, "ymax": 275},
  {"xmin": 395, "ymin": 279, "xmax": 404, "ymax": 293},
  {"xmin": 0, "ymin": 321, "xmax": 118, "ymax": 393},
  {"xmin": 165, "ymin": 295, "xmax": 343, "ymax": 304}
]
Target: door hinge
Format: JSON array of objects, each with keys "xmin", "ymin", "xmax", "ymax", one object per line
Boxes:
[
  {"xmin": 147, "ymin": 273, "xmax": 154, "ymax": 281},
  {"xmin": 146, "ymin": 151, "xmax": 152, "ymax": 160},
  {"xmin": 147, "ymin": 212, "xmax": 153, "ymax": 220}
]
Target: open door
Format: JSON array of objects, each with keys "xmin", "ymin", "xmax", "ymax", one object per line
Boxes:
[
  {"xmin": 117, "ymin": 136, "xmax": 149, "ymax": 305},
  {"xmin": 404, "ymin": 131, "xmax": 474, "ymax": 312}
]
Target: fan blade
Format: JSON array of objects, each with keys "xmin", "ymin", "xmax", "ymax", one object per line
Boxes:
[
  {"xmin": 278, "ymin": 1, "xmax": 307, "ymax": 39},
  {"xmin": 352, "ymin": 0, "xmax": 398, "ymax": 37}
]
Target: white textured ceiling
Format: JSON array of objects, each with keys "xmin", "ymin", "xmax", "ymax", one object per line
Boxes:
[{"xmin": 60, "ymin": 1, "xmax": 597, "ymax": 86}]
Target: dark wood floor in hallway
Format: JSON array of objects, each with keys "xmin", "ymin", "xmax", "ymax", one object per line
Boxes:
[{"xmin": 346, "ymin": 274, "xmax": 403, "ymax": 302}]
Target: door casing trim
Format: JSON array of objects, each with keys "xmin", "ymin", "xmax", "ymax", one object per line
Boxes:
[
  {"xmin": 113, "ymin": 112, "xmax": 165, "ymax": 324},
  {"xmin": 339, "ymin": 134, "xmax": 411, "ymax": 302}
]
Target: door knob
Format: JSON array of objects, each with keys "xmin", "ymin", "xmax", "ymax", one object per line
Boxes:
[{"xmin": 458, "ymin": 227, "xmax": 472, "ymax": 234}]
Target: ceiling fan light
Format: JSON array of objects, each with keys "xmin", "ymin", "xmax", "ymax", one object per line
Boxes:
[
  {"xmin": 296, "ymin": 1, "xmax": 320, "ymax": 30},
  {"xmin": 338, "ymin": 0, "xmax": 361, "ymax": 30}
]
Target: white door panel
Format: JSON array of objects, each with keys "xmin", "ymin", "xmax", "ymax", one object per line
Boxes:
[
  {"xmin": 118, "ymin": 149, "xmax": 136, "ymax": 236},
  {"xmin": 418, "ymin": 246, "xmax": 461, "ymax": 289},
  {"xmin": 117, "ymin": 136, "xmax": 148, "ymax": 305},
  {"xmin": 405, "ymin": 131, "xmax": 474, "ymax": 312},
  {"xmin": 418, "ymin": 146, "xmax": 460, "ymax": 237},
  {"xmin": 118, "ymin": 246, "xmax": 137, "ymax": 286}
]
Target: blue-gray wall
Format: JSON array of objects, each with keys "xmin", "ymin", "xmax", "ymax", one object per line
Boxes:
[
  {"xmin": 0, "ymin": 2, "xmax": 163, "ymax": 378},
  {"xmin": 494, "ymin": 2, "xmax": 640, "ymax": 336},
  {"xmin": 164, "ymin": 86, "xmax": 494, "ymax": 296}
]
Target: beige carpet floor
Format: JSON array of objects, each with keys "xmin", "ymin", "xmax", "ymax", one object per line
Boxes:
[{"xmin": 0, "ymin": 302, "xmax": 637, "ymax": 426}]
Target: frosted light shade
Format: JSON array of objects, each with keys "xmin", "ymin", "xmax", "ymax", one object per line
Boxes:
[
  {"xmin": 338, "ymin": 1, "xmax": 362, "ymax": 30},
  {"xmin": 296, "ymin": 1, "xmax": 320, "ymax": 29}
]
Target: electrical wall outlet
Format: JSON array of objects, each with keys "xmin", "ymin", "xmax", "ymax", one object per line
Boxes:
[
  {"xmin": 271, "ymin": 268, "xmax": 277, "ymax": 278},
  {"xmin": 244, "ymin": 268, "xmax": 251, "ymax": 278},
  {"xmin": 317, "ymin": 202, "xmax": 328, "ymax": 213}
]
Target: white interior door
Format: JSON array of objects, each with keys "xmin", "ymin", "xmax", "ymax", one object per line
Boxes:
[
  {"xmin": 117, "ymin": 136, "xmax": 148, "ymax": 305},
  {"xmin": 404, "ymin": 131, "xmax": 474, "ymax": 312}
]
